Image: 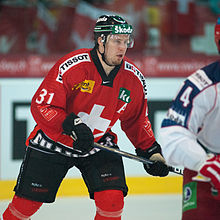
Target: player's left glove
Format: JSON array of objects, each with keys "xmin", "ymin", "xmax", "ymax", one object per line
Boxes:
[
  {"xmin": 98, "ymin": 132, "xmax": 117, "ymax": 147},
  {"xmin": 136, "ymin": 141, "xmax": 169, "ymax": 177}
]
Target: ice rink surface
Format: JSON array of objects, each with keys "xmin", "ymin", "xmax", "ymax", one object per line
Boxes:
[{"xmin": 0, "ymin": 194, "xmax": 182, "ymax": 220}]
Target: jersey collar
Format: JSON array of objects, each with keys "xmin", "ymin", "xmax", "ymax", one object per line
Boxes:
[{"xmin": 90, "ymin": 48, "xmax": 122, "ymax": 87}]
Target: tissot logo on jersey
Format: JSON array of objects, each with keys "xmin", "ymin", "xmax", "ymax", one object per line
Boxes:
[
  {"xmin": 56, "ymin": 53, "xmax": 91, "ymax": 83},
  {"xmin": 72, "ymin": 80, "xmax": 95, "ymax": 93},
  {"xmin": 124, "ymin": 61, "xmax": 147, "ymax": 98}
]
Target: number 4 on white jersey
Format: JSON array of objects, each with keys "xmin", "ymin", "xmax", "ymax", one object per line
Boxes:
[{"xmin": 180, "ymin": 86, "xmax": 193, "ymax": 107}]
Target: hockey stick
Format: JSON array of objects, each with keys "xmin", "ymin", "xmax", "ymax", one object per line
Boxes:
[{"xmin": 94, "ymin": 142, "xmax": 183, "ymax": 176}]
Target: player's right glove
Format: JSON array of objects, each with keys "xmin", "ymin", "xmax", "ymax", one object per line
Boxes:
[
  {"xmin": 62, "ymin": 113, "xmax": 94, "ymax": 154},
  {"xmin": 136, "ymin": 141, "xmax": 169, "ymax": 177},
  {"xmin": 193, "ymin": 154, "xmax": 220, "ymax": 199}
]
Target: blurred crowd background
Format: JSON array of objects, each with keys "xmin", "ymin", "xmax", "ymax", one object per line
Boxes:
[{"xmin": 0, "ymin": 0, "xmax": 219, "ymax": 77}]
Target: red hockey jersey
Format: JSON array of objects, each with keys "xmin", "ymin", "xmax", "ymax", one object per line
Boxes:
[{"xmin": 28, "ymin": 48, "xmax": 155, "ymax": 154}]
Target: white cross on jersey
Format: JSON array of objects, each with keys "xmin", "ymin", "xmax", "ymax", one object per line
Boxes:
[{"xmin": 78, "ymin": 104, "xmax": 111, "ymax": 138}]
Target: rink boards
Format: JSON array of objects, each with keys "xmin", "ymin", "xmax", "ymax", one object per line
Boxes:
[{"xmin": 0, "ymin": 78, "xmax": 184, "ymax": 200}]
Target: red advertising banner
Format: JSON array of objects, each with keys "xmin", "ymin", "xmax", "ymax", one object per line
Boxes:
[
  {"xmin": 133, "ymin": 55, "xmax": 219, "ymax": 77},
  {"xmin": 0, "ymin": 55, "xmax": 58, "ymax": 77},
  {"xmin": 0, "ymin": 54, "xmax": 218, "ymax": 78}
]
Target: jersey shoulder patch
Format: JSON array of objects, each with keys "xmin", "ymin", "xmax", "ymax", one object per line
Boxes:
[
  {"xmin": 187, "ymin": 69, "xmax": 212, "ymax": 91},
  {"xmin": 187, "ymin": 60, "xmax": 220, "ymax": 91},
  {"xmin": 56, "ymin": 52, "xmax": 91, "ymax": 83},
  {"xmin": 124, "ymin": 61, "xmax": 147, "ymax": 98}
]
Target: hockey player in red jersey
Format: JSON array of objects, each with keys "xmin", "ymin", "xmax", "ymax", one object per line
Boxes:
[
  {"xmin": 160, "ymin": 17, "xmax": 220, "ymax": 220},
  {"xmin": 2, "ymin": 15, "xmax": 169, "ymax": 220}
]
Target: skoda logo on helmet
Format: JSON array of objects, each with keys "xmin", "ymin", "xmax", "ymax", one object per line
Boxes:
[
  {"xmin": 113, "ymin": 24, "xmax": 133, "ymax": 34},
  {"xmin": 94, "ymin": 15, "xmax": 132, "ymax": 33},
  {"xmin": 94, "ymin": 14, "xmax": 134, "ymax": 49}
]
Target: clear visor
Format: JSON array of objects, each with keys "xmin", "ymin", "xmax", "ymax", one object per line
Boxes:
[{"xmin": 107, "ymin": 34, "xmax": 134, "ymax": 48}]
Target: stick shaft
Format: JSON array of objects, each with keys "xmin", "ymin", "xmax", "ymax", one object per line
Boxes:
[{"xmin": 94, "ymin": 142, "xmax": 183, "ymax": 175}]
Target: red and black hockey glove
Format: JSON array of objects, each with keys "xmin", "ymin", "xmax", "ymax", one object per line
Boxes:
[
  {"xmin": 62, "ymin": 113, "xmax": 94, "ymax": 154},
  {"xmin": 136, "ymin": 141, "xmax": 169, "ymax": 177},
  {"xmin": 195, "ymin": 154, "xmax": 220, "ymax": 199}
]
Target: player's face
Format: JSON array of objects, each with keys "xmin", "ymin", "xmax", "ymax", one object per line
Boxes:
[{"xmin": 104, "ymin": 34, "xmax": 129, "ymax": 65}]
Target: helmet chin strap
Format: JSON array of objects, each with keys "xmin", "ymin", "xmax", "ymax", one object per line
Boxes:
[{"xmin": 97, "ymin": 45, "xmax": 115, "ymax": 67}]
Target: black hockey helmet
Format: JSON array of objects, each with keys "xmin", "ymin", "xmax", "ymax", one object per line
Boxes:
[{"xmin": 94, "ymin": 15, "xmax": 134, "ymax": 48}]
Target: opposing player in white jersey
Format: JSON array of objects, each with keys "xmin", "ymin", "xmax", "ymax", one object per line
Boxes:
[
  {"xmin": 160, "ymin": 17, "xmax": 220, "ymax": 220},
  {"xmin": 1, "ymin": 15, "xmax": 169, "ymax": 220}
]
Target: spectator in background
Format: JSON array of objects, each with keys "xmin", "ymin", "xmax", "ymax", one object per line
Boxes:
[
  {"xmin": 0, "ymin": 0, "xmax": 36, "ymax": 54},
  {"xmin": 0, "ymin": 0, "xmax": 78, "ymax": 54}
]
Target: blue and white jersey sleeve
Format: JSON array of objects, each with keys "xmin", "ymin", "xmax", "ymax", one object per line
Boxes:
[{"xmin": 160, "ymin": 61, "xmax": 220, "ymax": 171}]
